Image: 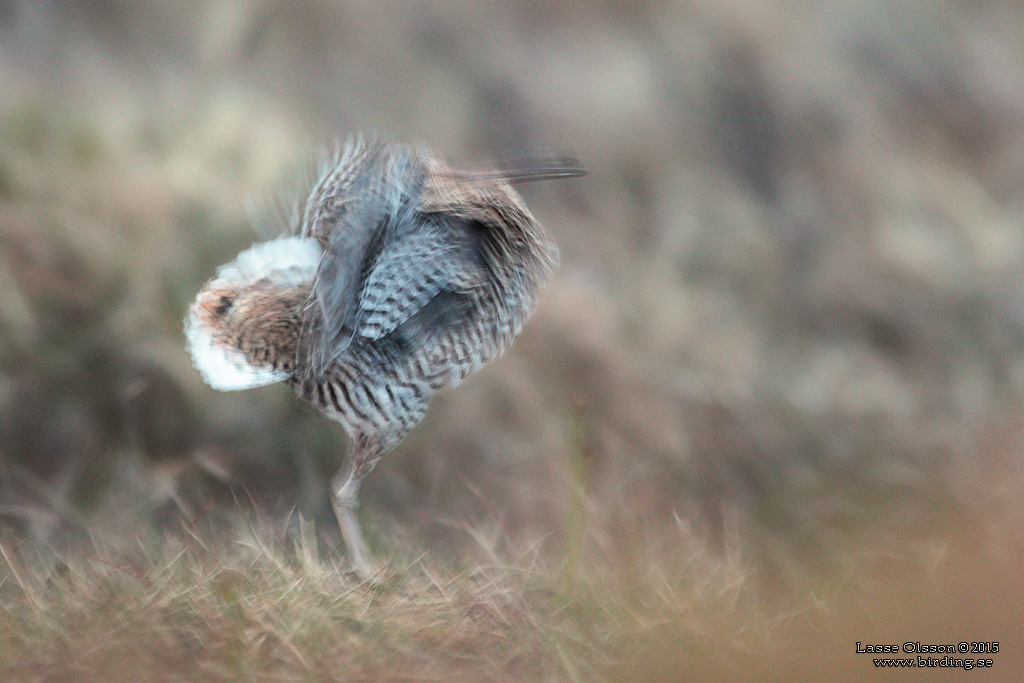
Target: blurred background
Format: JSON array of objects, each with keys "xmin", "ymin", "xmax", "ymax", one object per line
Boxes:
[{"xmin": 2, "ymin": 0, "xmax": 1024, "ymax": 591}]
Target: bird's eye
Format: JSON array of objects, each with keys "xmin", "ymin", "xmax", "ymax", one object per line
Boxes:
[{"xmin": 214, "ymin": 295, "xmax": 234, "ymax": 316}]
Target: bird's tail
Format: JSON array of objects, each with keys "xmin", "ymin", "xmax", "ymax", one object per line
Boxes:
[{"xmin": 451, "ymin": 156, "xmax": 587, "ymax": 184}]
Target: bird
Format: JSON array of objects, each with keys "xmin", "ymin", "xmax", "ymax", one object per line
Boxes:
[{"xmin": 185, "ymin": 134, "xmax": 582, "ymax": 575}]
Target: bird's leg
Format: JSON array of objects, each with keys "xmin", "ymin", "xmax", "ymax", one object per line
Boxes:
[
  {"xmin": 331, "ymin": 436, "xmax": 383, "ymax": 578},
  {"xmin": 332, "ymin": 469, "xmax": 369, "ymax": 577}
]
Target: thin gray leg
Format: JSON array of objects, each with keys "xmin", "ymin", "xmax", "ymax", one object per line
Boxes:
[
  {"xmin": 332, "ymin": 466, "xmax": 370, "ymax": 578},
  {"xmin": 331, "ymin": 421, "xmax": 418, "ymax": 577}
]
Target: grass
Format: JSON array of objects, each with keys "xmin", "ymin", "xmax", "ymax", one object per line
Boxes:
[
  {"xmin": 0, "ymin": 506, "xmax": 745, "ymax": 682},
  {"xmin": 1, "ymin": 523, "xmax": 574, "ymax": 681},
  {"xmin": 1, "ymin": 505, "xmax": 1020, "ymax": 682}
]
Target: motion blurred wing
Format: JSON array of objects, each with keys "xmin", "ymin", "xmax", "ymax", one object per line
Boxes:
[{"xmin": 301, "ymin": 142, "xmax": 426, "ymax": 379}]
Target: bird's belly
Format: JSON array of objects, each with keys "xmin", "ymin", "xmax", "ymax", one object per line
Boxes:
[{"xmin": 294, "ymin": 330, "xmax": 504, "ymax": 444}]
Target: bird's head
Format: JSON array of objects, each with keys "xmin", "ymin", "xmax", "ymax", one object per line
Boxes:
[{"xmin": 185, "ymin": 236, "xmax": 321, "ymax": 391}]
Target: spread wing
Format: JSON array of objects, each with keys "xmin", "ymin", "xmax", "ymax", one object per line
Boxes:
[{"xmin": 297, "ymin": 136, "xmax": 578, "ymax": 382}]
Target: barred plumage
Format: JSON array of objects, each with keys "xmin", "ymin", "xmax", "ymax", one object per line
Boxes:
[{"xmin": 185, "ymin": 134, "xmax": 582, "ymax": 575}]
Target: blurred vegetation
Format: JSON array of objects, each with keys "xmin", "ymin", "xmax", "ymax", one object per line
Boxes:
[{"xmin": 2, "ymin": 0, "xmax": 1024, "ymax": 679}]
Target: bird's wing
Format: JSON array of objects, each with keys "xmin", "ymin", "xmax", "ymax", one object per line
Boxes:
[
  {"xmin": 307, "ymin": 202, "xmax": 386, "ymax": 360},
  {"xmin": 356, "ymin": 223, "xmax": 485, "ymax": 341},
  {"xmin": 301, "ymin": 143, "xmax": 426, "ymax": 379},
  {"xmin": 299, "ymin": 138, "xmax": 579, "ymax": 380},
  {"xmin": 300, "ymin": 134, "xmax": 387, "ymax": 241}
]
